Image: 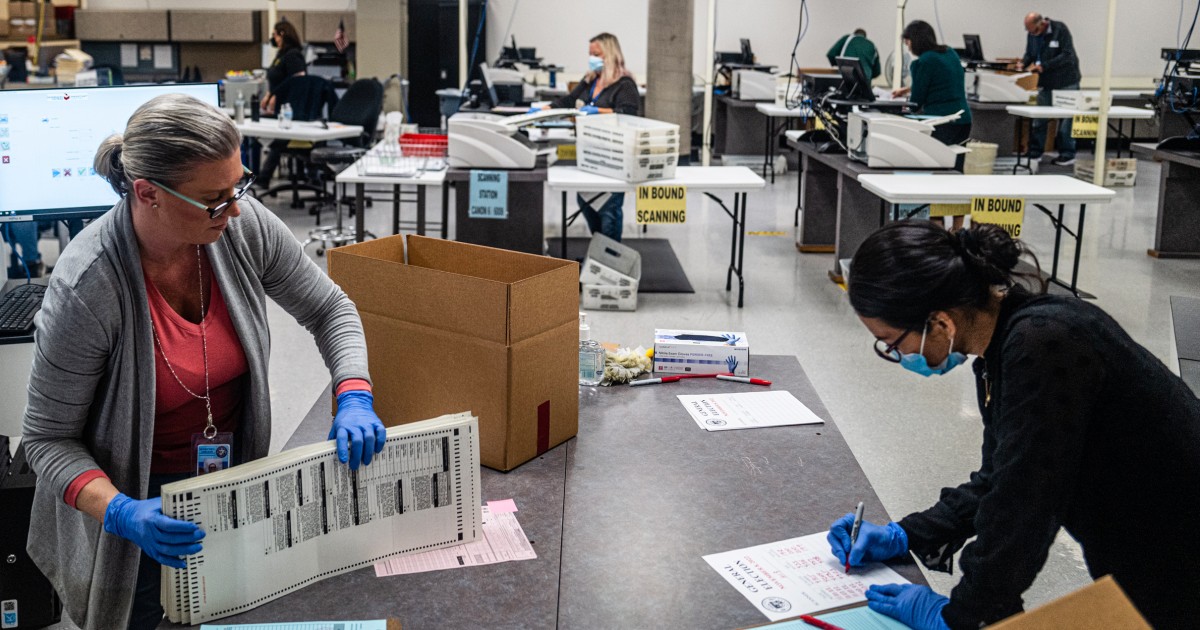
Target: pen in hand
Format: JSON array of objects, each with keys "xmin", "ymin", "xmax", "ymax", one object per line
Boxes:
[{"xmin": 846, "ymin": 501, "xmax": 864, "ymax": 573}]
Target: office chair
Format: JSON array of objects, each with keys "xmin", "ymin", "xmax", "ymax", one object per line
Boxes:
[
  {"xmin": 303, "ymin": 78, "xmax": 384, "ymax": 254},
  {"xmin": 259, "ymin": 75, "xmax": 340, "ymax": 208}
]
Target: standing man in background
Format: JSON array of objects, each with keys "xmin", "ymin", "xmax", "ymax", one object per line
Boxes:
[
  {"xmin": 827, "ymin": 29, "xmax": 881, "ymax": 80},
  {"xmin": 1018, "ymin": 12, "xmax": 1081, "ymax": 166}
]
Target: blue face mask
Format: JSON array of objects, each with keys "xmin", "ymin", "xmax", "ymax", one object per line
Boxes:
[
  {"xmin": 899, "ymin": 323, "xmax": 967, "ymax": 377},
  {"xmin": 588, "ymin": 55, "xmax": 605, "ymax": 73}
]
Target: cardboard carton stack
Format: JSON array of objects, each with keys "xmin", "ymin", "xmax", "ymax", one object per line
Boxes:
[
  {"xmin": 575, "ymin": 114, "xmax": 680, "ymax": 182},
  {"xmin": 1074, "ymin": 157, "xmax": 1137, "ymax": 187},
  {"xmin": 579, "ymin": 233, "xmax": 641, "ymax": 311}
]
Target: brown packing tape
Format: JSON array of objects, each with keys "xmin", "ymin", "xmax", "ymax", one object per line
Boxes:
[{"xmin": 386, "ymin": 619, "xmax": 402, "ymax": 630}]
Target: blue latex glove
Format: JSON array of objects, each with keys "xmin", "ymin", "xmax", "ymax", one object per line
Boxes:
[
  {"xmin": 329, "ymin": 390, "xmax": 387, "ymax": 470},
  {"xmin": 827, "ymin": 514, "xmax": 909, "ymax": 567},
  {"xmin": 103, "ymin": 494, "xmax": 204, "ymax": 569},
  {"xmin": 865, "ymin": 584, "xmax": 951, "ymax": 630},
  {"xmin": 578, "ymin": 105, "xmax": 601, "ymax": 115},
  {"xmin": 526, "ymin": 106, "xmax": 544, "ymax": 114}
]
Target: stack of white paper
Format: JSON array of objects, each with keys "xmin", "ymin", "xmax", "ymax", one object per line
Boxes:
[{"xmin": 161, "ymin": 413, "xmax": 481, "ymax": 624}]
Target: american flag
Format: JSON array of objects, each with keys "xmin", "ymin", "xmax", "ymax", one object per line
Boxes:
[{"xmin": 334, "ymin": 18, "xmax": 348, "ymax": 53}]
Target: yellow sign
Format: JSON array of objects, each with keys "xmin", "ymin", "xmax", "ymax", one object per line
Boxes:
[
  {"xmin": 635, "ymin": 185, "xmax": 687, "ymax": 224},
  {"xmin": 748, "ymin": 231, "xmax": 788, "ymax": 236},
  {"xmin": 970, "ymin": 197, "xmax": 1026, "ymax": 237},
  {"xmin": 1071, "ymin": 114, "xmax": 1099, "ymax": 139},
  {"xmin": 556, "ymin": 144, "xmax": 576, "ymax": 161},
  {"xmin": 930, "ymin": 203, "xmax": 971, "ymax": 217}
]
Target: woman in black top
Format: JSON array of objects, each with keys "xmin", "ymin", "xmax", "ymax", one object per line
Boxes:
[
  {"xmin": 549, "ymin": 32, "xmax": 639, "ymax": 241},
  {"xmin": 827, "ymin": 222, "xmax": 1200, "ymax": 630},
  {"xmin": 259, "ymin": 20, "xmax": 307, "ymax": 187}
]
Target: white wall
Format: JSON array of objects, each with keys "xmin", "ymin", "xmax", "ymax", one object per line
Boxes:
[{"xmin": 486, "ymin": 0, "xmax": 1185, "ymax": 86}]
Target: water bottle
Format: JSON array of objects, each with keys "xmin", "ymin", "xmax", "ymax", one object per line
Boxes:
[
  {"xmin": 250, "ymin": 93, "xmax": 261, "ymax": 122},
  {"xmin": 234, "ymin": 94, "xmax": 245, "ymax": 125},
  {"xmin": 578, "ymin": 312, "xmax": 604, "ymax": 386},
  {"xmin": 279, "ymin": 103, "xmax": 293, "ymax": 129}
]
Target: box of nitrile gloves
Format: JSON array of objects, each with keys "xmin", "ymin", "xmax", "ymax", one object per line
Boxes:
[{"xmin": 653, "ymin": 329, "xmax": 749, "ymax": 376}]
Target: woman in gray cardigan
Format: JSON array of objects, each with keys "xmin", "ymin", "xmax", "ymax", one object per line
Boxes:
[{"xmin": 21, "ymin": 94, "xmax": 386, "ymax": 630}]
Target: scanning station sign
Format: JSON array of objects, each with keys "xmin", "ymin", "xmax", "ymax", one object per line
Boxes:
[
  {"xmin": 636, "ymin": 184, "xmax": 687, "ymax": 224},
  {"xmin": 970, "ymin": 197, "xmax": 1026, "ymax": 237}
]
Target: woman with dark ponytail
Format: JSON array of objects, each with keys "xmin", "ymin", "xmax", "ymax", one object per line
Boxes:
[{"xmin": 826, "ymin": 222, "xmax": 1200, "ymax": 630}]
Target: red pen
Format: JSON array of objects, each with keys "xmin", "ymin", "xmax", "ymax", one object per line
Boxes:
[
  {"xmin": 800, "ymin": 615, "xmax": 847, "ymax": 630},
  {"xmin": 630, "ymin": 374, "xmax": 720, "ymax": 386},
  {"xmin": 715, "ymin": 374, "xmax": 773, "ymax": 386}
]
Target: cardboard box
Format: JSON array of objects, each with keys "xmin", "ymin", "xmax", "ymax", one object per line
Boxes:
[
  {"xmin": 654, "ymin": 329, "xmax": 749, "ymax": 376},
  {"xmin": 328, "ymin": 235, "xmax": 580, "ymax": 471},
  {"xmin": 582, "ymin": 284, "xmax": 638, "ymax": 311},
  {"xmin": 987, "ymin": 576, "xmax": 1150, "ymax": 629},
  {"xmin": 9, "ymin": 1, "xmax": 32, "ymax": 18},
  {"xmin": 1074, "ymin": 158, "xmax": 1138, "ymax": 187}
]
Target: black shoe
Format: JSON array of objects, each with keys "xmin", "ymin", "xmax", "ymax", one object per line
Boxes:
[
  {"xmin": 1052, "ymin": 156, "xmax": 1076, "ymax": 166},
  {"xmin": 8, "ymin": 260, "xmax": 44, "ymax": 279}
]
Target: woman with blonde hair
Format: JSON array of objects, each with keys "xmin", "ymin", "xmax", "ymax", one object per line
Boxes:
[{"xmin": 546, "ymin": 32, "xmax": 640, "ymax": 241}]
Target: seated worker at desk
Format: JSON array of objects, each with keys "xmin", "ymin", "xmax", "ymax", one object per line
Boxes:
[
  {"xmin": 258, "ymin": 19, "xmax": 309, "ymax": 188},
  {"xmin": 827, "ymin": 222, "xmax": 1200, "ymax": 630},
  {"xmin": 21, "ymin": 94, "xmax": 387, "ymax": 630},
  {"xmin": 827, "ymin": 28, "xmax": 881, "ymax": 81},
  {"xmin": 534, "ymin": 32, "xmax": 639, "ymax": 241}
]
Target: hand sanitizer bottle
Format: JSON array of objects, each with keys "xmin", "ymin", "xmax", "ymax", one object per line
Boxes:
[{"xmin": 578, "ymin": 312, "xmax": 604, "ymax": 386}]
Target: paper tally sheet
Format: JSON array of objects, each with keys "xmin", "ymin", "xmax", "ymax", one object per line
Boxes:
[
  {"xmin": 678, "ymin": 391, "xmax": 825, "ymax": 431},
  {"xmin": 702, "ymin": 532, "xmax": 909, "ymax": 621},
  {"xmin": 374, "ymin": 503, "xmax": 536, "ymax": 576}
]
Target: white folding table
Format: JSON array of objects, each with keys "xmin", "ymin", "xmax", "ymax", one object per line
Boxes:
[
  {"xmin": 546, "ymin": 166, "xmax": 766, "ymax": 307},
  {"xmin": 1005, "ymin": 105, "xmax": 1154, "ymax": 172},
  {"xmin": 754, "ymin": 102, "xmax": 813, "ymax": 184},
  {"xmin": 858, "ymin": 174, "xmax": 1116, "ymax": 297},
  {"xmin": 335, "ymin": 161, "xmax": 449, "ymax": 242},
  {"xmin": 237, "ymin": 120, "xmax": 366, "ymax": 208}
]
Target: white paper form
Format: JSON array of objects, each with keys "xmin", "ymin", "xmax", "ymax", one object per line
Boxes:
[
  {"xmin": 677, "ymin": 391, "xmax": 825, "ymax": 431},
  {"xmin": 200, "ymin": 622, "xmax": 387, "ymax": 630},
  {"xmin": 702, "ymin": 532, "xmax": 910, "ymax": 621},
  {"xmin": 119, "ymin": 44, "xmax": 137, "ymax": 68},
  {"xmin": 374, "ymin": 503, "xmax": 536, "ymax": 576}
]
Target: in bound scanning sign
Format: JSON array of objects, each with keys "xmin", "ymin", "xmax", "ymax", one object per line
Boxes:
[
  {"xmin": 970, "ymin": 197, "xmax": 1026, "ymax": 237},
  {"xmin": 635, "ymin": 184, "xmax": 687, "ymax": 224},
  {"xmin": 1071, "ymin": 114, "xmax": 1099, "ymax": 139},
  {"xmin": 468, "ymin": 170, "xmax": 508, "ymax": 219}
]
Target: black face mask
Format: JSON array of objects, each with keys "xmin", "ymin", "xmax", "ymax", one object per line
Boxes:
[{"xmin": 270, "ymin": 35, "xmax": 280, "ymax": 48}]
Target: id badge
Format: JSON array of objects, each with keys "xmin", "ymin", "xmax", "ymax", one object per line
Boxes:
[{"xmin": 192, "ymin": 432, "xmax": 234, "ymax": 476}]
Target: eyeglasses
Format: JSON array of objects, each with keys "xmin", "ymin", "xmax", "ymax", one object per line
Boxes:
[
  {"xmin": 874, "ymin": 328, "xmax": 915, "ymax": 363},
  {"xmin": 152, "ymin": 165, "xmax": 256, "ymax": 220}
]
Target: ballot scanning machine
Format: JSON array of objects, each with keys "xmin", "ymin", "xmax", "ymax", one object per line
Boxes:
[
  {"xmin": 967, "ymin": 70, "xmax": 1037, "ymax": 103},
  {"xmin": 448, "ymin": 108, "xmax": 578, "ymax": 169},
  {"xmin": 847, "ymin": 110, "xmax": 969, "ymax": 169}
]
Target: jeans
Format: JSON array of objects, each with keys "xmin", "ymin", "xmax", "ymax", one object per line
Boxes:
[
  {"xmin": 578, "ymin": 192, "xmax": 624, "ymax": 242},
  {"xmin": 4, "ymin": 222, "xmax": 41, "ymax": 264},
  {"xmin": 1031, "ymin": 83, "xmax": 1078, "ymax": 159},
  {"xmin": 128, "ymin": 472, "xmax": 190, "ymax": 630}
]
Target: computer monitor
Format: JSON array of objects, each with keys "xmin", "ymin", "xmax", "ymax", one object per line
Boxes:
[
  {"xmin": 0, "ymin": 83, "xmax": 221, "ymax": 223},
  {"xmin": 477, "ymin": 62, "xmax": 499, "ymax": 107},
  {"xmin": 740, "ymin": 38, "xmax": 754, "ymax": 64},
  {"xmin": 835, "ymin": 56, "xmax": 874, "ymax": 102},
  {"xmin": 963, "ymin": 34, "xmax": 984, "ymax": 62}
]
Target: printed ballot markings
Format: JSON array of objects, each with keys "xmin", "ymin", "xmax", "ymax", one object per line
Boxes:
[
  {"xmin": 970, "ymin": 197, "xmax": 1026, "ymax": 237},
  {"xmin": 1071, "ymin": 114, "xmax": 1099, "ymax": 139},
  {"xmin": 468, "ymin": 170, "xmax": 509, "ymax": 219},
  {"xmin": 636, "ymin": 184, "xmax": 687, "ymax": 224}
]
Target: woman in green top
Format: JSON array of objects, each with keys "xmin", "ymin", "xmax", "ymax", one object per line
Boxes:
[{"xmin": 892, "ymin": 20, "xmax": 972, "ymax": 147}]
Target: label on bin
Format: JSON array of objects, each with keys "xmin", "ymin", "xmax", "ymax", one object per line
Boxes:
[
  {"xmin": 635, "ymin": 185, "xmax": 687, "ymax": 224},
  {"xmin": 930, "ymin": 203, "xmax": 971, "ymax": 217},
  {"xmin": 468, "ymin": 170, "xmax": 508, "ymax": 219},
  {"xmin": 556, "ymin": 144, "xmax": 577, "ymax": 161},
  {"xmin": 1071, "ymin": 114, "xmax": 1099, "ymax": 139},
  {"xmin": 970, "ymin": 197, "xmax": 1026, "ymax": 237}
]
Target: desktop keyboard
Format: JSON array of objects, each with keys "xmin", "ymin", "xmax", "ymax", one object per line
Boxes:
[{"xmin": 0, "ymin": 283, "xmax": 46, "ymax": 335}]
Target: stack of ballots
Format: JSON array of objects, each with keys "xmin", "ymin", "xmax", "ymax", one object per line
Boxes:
[
  {"xmin": 580, "ymin": 233, "xmax": 641, "ymax": 311},
  {"xmin": 575, "ymin": 114, "xmax": 680, "ymax": 182}
]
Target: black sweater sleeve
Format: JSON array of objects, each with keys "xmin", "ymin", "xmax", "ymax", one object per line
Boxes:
[
  {"xmin": 604, "ymin": 77, "xmax": 640, "ymax": 115},
  {"xmin": 939, "ymin": 310, "xmax": 1105, "ymax": 629},
  {"xmin": 552, "ymin": 77, "xmax": 592, "ymax": 109}
]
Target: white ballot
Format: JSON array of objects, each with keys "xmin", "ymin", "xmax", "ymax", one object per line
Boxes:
[
  {"xmin": 702, "ymin": 532, "xmax": 910, "ymax": 621},
  {"xmin": 161, "ymin": 413, "xmax": 481, "ymax": 625},
  {"xmin": 374, "ymin": 502, "xmax": 536, "ymax": 576},
  {"xmin": 678, "ymin": 391, "xmax": 825, "ymax": 431}
]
